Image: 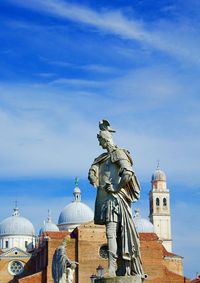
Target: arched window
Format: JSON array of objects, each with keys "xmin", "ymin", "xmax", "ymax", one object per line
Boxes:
[
  {"xmin": 163, "ymin": 198, "xmax": 167, "ymax": 206},
  {"xmin": 156, "ymin": 198, "xmax": 160, "ymax": 206}
]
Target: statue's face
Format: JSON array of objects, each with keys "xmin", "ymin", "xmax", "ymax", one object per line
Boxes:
[{"xmin": 98, "ymin": 136, "xmax": 107, "ymax": 149}]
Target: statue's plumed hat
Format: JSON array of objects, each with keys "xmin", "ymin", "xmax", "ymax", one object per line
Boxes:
[{"xmin": 97, "ymin": 120, "xmax": 115, "ymax": 142}]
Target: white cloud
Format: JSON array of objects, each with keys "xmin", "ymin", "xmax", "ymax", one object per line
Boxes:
[
  {"xmin": 9, "ymin": 0, "xmax": 200, "ymax": 64},
  {"xmin": 0, "ymin": 70, "xmax": 200, "ymax": 187},
  {"xmin": 49, "ymin": 78, "xmax": 103, "ymax": 87},
  {"xmin": 79, "ymin": 64, "xmax": 116, "ymax": 73}
]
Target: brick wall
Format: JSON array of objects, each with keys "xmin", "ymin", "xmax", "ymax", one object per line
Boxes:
[
  {"xmin": 18, "ymin": 271, "xmax": 45, "ymax": 283},
  {"xmin": 3, "ymin": 224, "xmax": 190, "ymax": 283}
]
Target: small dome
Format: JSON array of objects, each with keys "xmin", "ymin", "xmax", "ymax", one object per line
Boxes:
[
  {"xmin": 0, "ymin": 208, "xmax": 35, "ymax": 236},
  {"xmin": 58, "ymin": 201, "xmax": 93, "ymax": 226},
  {"xmin": 152, "ymin": 164, "xmax": 166, "ymax": 182},
  {"xmin": 39, "ymin": 211, "xmax": 59, "ymax": 235},
  {"xmin": 133, "ymin": 210, "xmax": 154, "ymax": 233}
]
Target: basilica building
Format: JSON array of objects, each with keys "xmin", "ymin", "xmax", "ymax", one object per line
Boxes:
[{"xmin": 0, "ymin": 167, "xmax": 192, "ymax": 283}]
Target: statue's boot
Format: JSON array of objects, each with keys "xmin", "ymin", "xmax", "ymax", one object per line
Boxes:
[{"xmin": 108, "ymin": 251, "xmax": 117, "ymax": 277}]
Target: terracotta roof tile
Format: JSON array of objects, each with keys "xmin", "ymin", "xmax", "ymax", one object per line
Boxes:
[
  {"xmin": 139, "ymin": 232, "xmax": 159, "ymax": 241},
  {"xmin": 43, "ymin": 231, "xmax": 70, "ymax": 239},
  {"xmin": 162, "ymin": 245, "xmax": 182, "ymax": 258},
  {"xmin": 163, "ymin": 267, "xmax": 190, "ymax": 281}
]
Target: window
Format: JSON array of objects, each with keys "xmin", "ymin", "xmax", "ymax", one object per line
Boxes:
[
  {"xmin": 163, "ymin": 198, "xmax": 167, "ymax": 206},
  {"xmin": 156, "ymin": 198, "xmax": 160, "ymax": 206},
  {"xmin": 99, "ymin": 244, "xmax": 108, "ymax": 259},
  {"xmin": 25, "ymin": 241, "xmax": 28, "ymax": 248},
  {"xmin": 5, "ymin": 241, "xmax": 8, "ymax": 248},
  {"xmin": 8, "ymin": 261, "xmax": 24, "ymax": 276}
]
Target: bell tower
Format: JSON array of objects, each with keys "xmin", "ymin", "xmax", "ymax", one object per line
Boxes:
[{"xmin": 149, "ymin": 163, "xmax": 172, "ymax": 252}]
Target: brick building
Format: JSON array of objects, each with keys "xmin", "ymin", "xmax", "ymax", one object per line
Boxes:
[
  {"xmin": 14, "ymin": 222, "xmax": 189, "ymax": 283},
  {"xmin": 0, "ymin": 170, "xmax": 191, "ymax": 282}
]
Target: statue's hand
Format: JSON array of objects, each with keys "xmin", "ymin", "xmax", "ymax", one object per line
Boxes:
[{"xmin": 104, "ymin": 182, "xmax": 115, "ymax": 193}]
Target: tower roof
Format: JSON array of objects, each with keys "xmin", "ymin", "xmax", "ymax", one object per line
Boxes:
[{"xmin": 152, "ymin": 162, "xmax": 166, "ymax": 182}]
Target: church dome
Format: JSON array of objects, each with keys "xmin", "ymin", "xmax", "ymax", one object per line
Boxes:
[
  {"xmin": 58, "ymin": 201, "xmax": 94, "ymax": 226},
  {"xmin": 58, "ymin": 178, "xmax": 94, "ymax": 230},
  {"xmin": 0, "ymin": 207, "xmax": 35, "ymax": 236},
  {"xmin": 133, "ymin": 210, "xmax": 154, "ymax": 233},
  {"xmin": 39, "ymin": 211, "xmax": 59, "ymax": 235},
  {"xmin": 152, "ymin": 163, "xmax": 166, "ymax": 182}
]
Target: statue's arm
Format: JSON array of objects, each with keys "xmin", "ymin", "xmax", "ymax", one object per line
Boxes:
[
  {"xmin": 88, "ymin": 164, "xmax": 99, "ymax": 187},
  {"xmin": 110, "ymin": 148, "xmax": 134, "ymax": 193},
  {"xmin": 116, "ymin": 167, "xmax": 133, "ymax": 192}
]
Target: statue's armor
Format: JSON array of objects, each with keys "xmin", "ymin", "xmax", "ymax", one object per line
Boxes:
[
  {"xmin": 95, "ymin": 157, "xmax": 120, "ymax": 224},
  {"xmin": 90, "ymin": 148, "xmax": 134, "ymax": 225}
]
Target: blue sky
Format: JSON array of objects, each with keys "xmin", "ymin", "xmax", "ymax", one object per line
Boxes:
[{"xmin": 0, "ymin": 0, "xmax": 200, "ymax": 279}]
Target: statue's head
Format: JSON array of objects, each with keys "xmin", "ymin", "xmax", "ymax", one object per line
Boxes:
[
  {"xmin": 62, "ymin": 236, "xmax": 70, "ymax": 247},
  {"xmin": 97, "ymin": 131, "xmax": 114, "ymax": 149},
  {"xmin": 97, "ymin": 120, "xmax": 115, "ymax": 149}
]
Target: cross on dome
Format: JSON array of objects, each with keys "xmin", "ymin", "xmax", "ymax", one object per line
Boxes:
[{"xmin": 12, "ymin": 201, "xmax": 20, "ymax": 216}]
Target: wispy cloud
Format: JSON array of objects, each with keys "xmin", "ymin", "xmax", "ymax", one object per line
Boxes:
[
  {"xmin": 79, "ymin": 64, "xmax": 116, "ymax": 73},
  {"xmin": 1, "ymin": 66, "xmax": 200, "ymax": 187},
  {"xmin": 8, "ymin": 0, "xmax": 200, "ymax": 64},
  {"xmin": 49, "ymin": 78, "xmax": 103, "ymax": 88}
]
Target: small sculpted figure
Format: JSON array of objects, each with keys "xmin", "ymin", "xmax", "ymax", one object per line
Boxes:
[
  {"xmin": 52, "ymin": 238, "xmax": 77, "ymax": 283},
  {"xmin": 66, "ymin": 263, "xmax": 76, "ymax": 283},
  {"xmin": 88, "ymin": 120, "xmax": 145, "ymax": 278}
]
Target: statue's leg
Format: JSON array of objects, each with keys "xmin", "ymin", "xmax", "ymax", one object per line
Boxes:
[{"xmin": 106, "ymin": 221, "xmax": 118, "ymax": 277}]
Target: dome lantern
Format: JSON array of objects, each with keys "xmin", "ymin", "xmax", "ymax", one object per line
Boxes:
[{"xmin": 73, "ymin": 177, "xmax": 81, "ymax": 202}]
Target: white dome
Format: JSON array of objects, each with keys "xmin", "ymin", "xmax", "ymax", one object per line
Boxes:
[
  {"xmin": 58, "ymin": 201, "xmax": 93, "ymax": 226},
  {"xmin": 39, "ymin": 212, "xmax": 59, "ymax": 235},
  {"xmin": 0, "ymin": 208, "xmax": 35, "ymax": 236},
  {"xmin": 133, "ymin": 210, "xmax": 154, "ymax": 233},
  {"xmin": 39, "ymin": 222, "xmax": 59, "ymax": 235},
  {"xmin": 152, "ymin": 166, "xmax": 166, "ymax": 182}
]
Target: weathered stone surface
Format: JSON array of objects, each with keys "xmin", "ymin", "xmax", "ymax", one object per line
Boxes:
[
  {"xmin": 88, "ymin": 120, "xmax": 144, "ymax": 277},
  {"xmin": 95, "ymin": 275, "xmax": 143, "ymax": 283}
]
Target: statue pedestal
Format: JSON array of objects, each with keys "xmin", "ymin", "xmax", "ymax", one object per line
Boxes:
[{"xmin": 95, "ymin": 275, "xmax": 143, "ymax": 283}]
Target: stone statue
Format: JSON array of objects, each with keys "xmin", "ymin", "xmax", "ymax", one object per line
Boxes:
[
  {"xmin": 88, "ymin": 120, "xmax": 145, "ymax": 279},
  {"xmin": 52, "ymin": 238, "xmax": 77, "ymax": 283}
]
